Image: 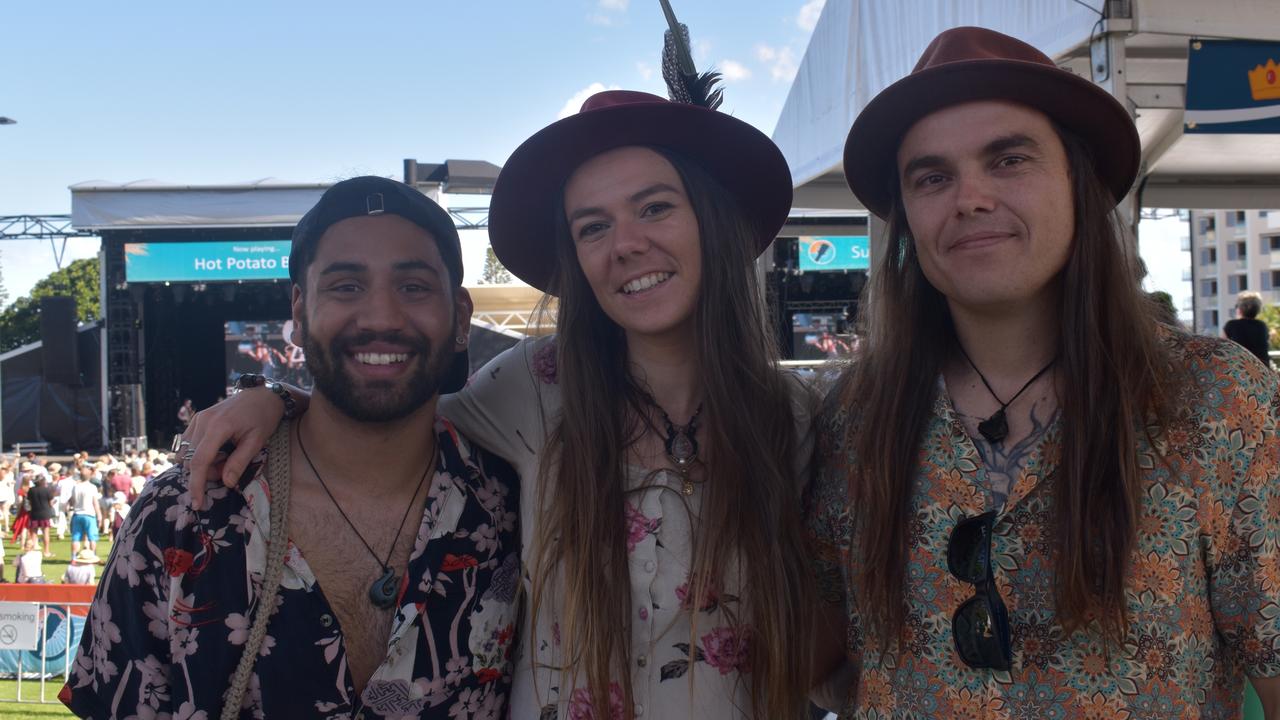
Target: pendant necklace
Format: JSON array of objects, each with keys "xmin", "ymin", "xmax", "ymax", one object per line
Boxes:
[
  {"xmin": 956, "ymin": 345, "xmax": 1056, "ymax": 444},
  {"xmin": 641, "ymin": 391, "xmax": 705, "ymax": 495},
  {"xmin": 297, "ymin": 428, "xmax": 432, "ymax": 610}
]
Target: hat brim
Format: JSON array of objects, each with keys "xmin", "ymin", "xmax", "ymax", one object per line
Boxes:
[
  {"xmin": 844, "ymin": 59, "xmax": 1140, "ymax": 219},
  {"xmin": 490, "ymin": 102, "xmax": 793, "ymax": 293}
]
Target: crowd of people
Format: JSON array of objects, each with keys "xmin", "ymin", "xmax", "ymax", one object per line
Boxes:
[{"xmin": 0, "ymin": 448, "xmax": 170, "ymax": 584}]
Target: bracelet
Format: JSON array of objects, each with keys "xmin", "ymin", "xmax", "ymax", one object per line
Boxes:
[
  {"xmin": 233, "ymin": 373, "xmax": 267, "ymax": 392},
  {"xmin": 264, "ymin": 379, "xmax": 300, "ymax": 420}
]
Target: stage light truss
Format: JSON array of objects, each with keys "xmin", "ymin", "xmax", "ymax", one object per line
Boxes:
[
  {"xmin": 448, "ymin": 207, "xmax": 489, "ymax": 229},
  {"xmin": 471, "ymin": 309, "xmax": 547, "ymax": 335},
  {"xmin": 0, "ymin": 214, "xmax": 99, "ymax": 269}
]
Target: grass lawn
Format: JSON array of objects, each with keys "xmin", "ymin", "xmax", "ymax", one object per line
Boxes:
[
  {"xmin": 0, "ymin": 525, "xmax": 111, "ymax": 718},
  {"xmin": 0, "ymin": 678, "xmax": 73, "ymax": 718}
]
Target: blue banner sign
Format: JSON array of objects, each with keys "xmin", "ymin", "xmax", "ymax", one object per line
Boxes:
[
  {"xmin": 1185, "ymin": 39, "xmax": 1280, "ymax": 134},
  {"xmin": 124, "ymin": 241, "xmax": 293, "ymax": 282},
  {"xmin": 797, "ymin": 235, "xmax": 870, "ymax": 271}
]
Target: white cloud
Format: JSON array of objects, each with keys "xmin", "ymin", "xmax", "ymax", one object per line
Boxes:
[
  {"xmin": 797, "ymin": 0, "xmax": 826, "ymax": 31},
  {"xmin": 755, "ymin": 43, "xmax": 798, "ymax": 82},
  {"xmin": 589, "ymin": 0, "xmax": 628, "ymax": 25},
  {"xmin": 719, "ymin": 59, "xmax": 752, "ymax": 81},
  {"xmin": 558, "ymin": 82, "xmax": 621, "ymax": 120},
  {"xmin": 636, "ymin": 62, "xmax": 654, "ymax": 81}
]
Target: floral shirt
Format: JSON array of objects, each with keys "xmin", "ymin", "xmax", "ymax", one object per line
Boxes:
[
  {"xmin": 806, "ymin": 332, "xmax": 1280, "ymax": 719},
  {"xmin": 441, "ymin": 336, "xmax": 819, "ymax": 719},
  {"xmin": 62, "ymin": 417, "xmax": 520, "ymax": 720}
]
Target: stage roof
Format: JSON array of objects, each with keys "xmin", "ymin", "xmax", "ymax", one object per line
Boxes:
[
  {"xmin": 70, "ymin": 180, "xmax": 331, "ymax": 230},
  {"xmin": 774, "ymin": 0, "xmax": 1280, "ymax": 211}
]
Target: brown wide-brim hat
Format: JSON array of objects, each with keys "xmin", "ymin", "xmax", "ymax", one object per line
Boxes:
[
  {"xmin": 489, "ymin": 90, "xmax": 793, "ymax": 293},
  {"xmin": 844, "ymin": 26, "xmax": 1140, "ymax": 219}
]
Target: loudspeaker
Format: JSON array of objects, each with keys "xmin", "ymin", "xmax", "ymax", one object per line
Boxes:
[{"xmin": 40, "ymin": 296, "xmax": 80, "ymax": 385}]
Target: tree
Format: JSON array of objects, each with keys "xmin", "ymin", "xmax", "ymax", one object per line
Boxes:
[
  {"xmin": 0, "ymin": 248, "xmax": 9, "ymax": 309},
  {"xmin": 481, "ymin": 246, "xmax": 513, "ymax": 285},
  {"xmin": 1259, "ymin": 304, "xmax": 1280, "ymax": 348},
  {"xmin": 0, "ymin": 257, "xmax": 100, "ymax": 352}
]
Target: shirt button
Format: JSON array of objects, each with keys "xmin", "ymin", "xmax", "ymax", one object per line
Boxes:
[
  {"xmin": 319, "ymin": 613, "xmax": 334, "ymax": 628},
  {"xmin": 637, "ymin": 654, "xmax": 647, "ymax": 667},
  {"xmin": 643, "ymin": 560, "xmax": 655, "ymax": 572},
  {"xmin": 638, "ymin": 607, "xmax": 648, "ymax": 621}
]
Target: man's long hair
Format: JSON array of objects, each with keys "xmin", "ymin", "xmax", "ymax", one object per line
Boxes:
[
  {"xmin": 841, "ymin": 124, "xmax": 1179, "ymax": 648},
  {"xmin": 529, "ymin": 146, "xmax": 816, "ymax": 720}
]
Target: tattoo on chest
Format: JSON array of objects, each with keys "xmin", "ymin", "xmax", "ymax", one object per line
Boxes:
[{"xmin": 965, "ymin": 399, "xmax": 1054, "ymax": 509}]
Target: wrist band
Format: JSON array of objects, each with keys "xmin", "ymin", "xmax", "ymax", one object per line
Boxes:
[{"xmin": 264, "ymin": 380, "xmax": 299, "ymax": 420}]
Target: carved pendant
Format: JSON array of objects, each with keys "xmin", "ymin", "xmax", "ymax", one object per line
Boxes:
[
  {"xmin": 669, "ymin": 431, "xmax": 695, "ymax": 467},
  {"xmin": 368, "ymin": 567, "xmax": 399, "ymax": 609},
  {"xmin": 681, "ymin": 479, "xmax": 695, "ymax": 496},
  {"xmin": 977, "ymin": 408, "xmax": 1009, "ymax": 444}
]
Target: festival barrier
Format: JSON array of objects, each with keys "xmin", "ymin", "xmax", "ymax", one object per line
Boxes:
[{"xmin": 0, "ymin": 584, "xmax": 95, "ymax": 707}]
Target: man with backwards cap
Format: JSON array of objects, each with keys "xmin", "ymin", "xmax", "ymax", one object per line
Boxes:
[
  {"xmin": 63, "ymin": 177, "xmax": 521, "ymax": 719},
  {"xmin": 806, "ymin": 27, "xmax": 1280, "ymax": 717}
]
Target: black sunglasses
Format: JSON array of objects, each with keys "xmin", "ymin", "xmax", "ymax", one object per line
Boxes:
[{"xmin": 947, "ymin": 510, "xmax": 1013, "ymax": 671}]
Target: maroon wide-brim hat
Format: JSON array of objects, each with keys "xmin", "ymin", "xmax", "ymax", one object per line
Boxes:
[
  {"xmin": 489, "ymin": 90, "xmax": 793, "ymax": 293},
  {"xmin": 844, "ymin": 26, "xmax": 1140, "ymax": 219}
]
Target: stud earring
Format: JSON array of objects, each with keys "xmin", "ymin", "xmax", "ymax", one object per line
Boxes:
[{"xmin": 455, "ymin": 335, "xmax": 468, "ymax": 345}]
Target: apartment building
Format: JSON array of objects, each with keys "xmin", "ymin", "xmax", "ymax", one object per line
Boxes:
[{"xmin": 1189, "ymin": 209, "xmax": 1280, "ymax": 334}]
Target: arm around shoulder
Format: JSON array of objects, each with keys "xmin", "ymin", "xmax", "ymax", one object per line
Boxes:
[{"xmin": 439, "ymin": 336, "xmax": 557, "ymax": 463}]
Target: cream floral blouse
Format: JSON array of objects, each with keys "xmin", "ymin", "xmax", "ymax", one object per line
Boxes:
[{"xmin": 441, "ymin": 335, "xmax": 819, "ymax": 720}]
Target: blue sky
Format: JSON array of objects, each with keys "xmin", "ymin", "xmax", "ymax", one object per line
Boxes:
[{"xmin": 0, "ymin": 0, "xmax": 825, "ymax": 301}]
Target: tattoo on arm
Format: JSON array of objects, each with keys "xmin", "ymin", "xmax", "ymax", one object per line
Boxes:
[{"xmin": 968, "ymin": 400, "xmax": 1054, "ymax": 509}]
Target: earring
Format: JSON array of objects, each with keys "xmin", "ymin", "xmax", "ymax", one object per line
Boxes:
[{"xmin": 455, "ymin": 335, "xmax": 468, "ymax": 345}]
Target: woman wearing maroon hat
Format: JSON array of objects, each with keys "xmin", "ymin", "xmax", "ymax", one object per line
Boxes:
[{"xmin": 178, "ymin": 16, "xmax": 845, "ymax": 720}]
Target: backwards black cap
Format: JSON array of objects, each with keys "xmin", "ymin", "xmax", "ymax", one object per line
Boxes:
[
  {"xmin": 290, "ymin": 175, "xmax": 469, "ymax": 394},
  {"xmin": 289, "ymin": 175, "xmax": 463, "ymax": 287}
]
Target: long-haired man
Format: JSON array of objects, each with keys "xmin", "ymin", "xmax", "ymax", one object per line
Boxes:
[{"xmin": 807, "ymin": 27, "xmax": 1280, "ymax": 717}]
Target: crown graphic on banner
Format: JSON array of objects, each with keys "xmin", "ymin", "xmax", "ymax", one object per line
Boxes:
[{"xmin": 1249, "ymin": 59, "xmax": 1280, "ymax": 101}]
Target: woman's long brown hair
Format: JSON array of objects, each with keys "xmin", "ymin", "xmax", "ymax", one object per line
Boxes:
[
  {"xmin": 843, "ymin": 125, "xmax": 1179, "ymax": 650},
  {"xmin": 529, "ymin": 147, "xmax": 816, "ymax": 720}
]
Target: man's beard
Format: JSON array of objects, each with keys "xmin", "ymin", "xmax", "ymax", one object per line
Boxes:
[{"xmin": 300, "ymin": 321, "xmax": 452, "ymax": 423}]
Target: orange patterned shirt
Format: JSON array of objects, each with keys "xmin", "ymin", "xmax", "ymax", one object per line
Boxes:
[{"xmin": 806, "ymin": 333, "xmax": 1280, "ymax": 718}]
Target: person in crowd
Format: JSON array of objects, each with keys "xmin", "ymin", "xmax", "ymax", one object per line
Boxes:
[
  {"xmin": 1225, "ymin": 290, "xmax": 1272, "ymax": 367},
  {"xmin": 178, "ymin": 31, "xmax": 846, "ymax": 720},
  {"xmin": 11, "ymin": 468, "xmax": 33, "ymax": 546},
  {"xmin": 14, "ymin": 534, "xmax": 45, "ymax": 584},
  {"xmin": 109, "ymin": 491, "xmax": 130, "ymax": 535},
  {"xmin": 177, "ymin": 398, "xmax": 196, "ymax": 429},
  {"xmin": 55, "ymin": 464, "xmax": 77, "ymax": 540},
  {"xmin": 129, "ymin": 462, "xmax": 150, "ymax": 501},
  {"xmin": 64, "ymin": 176, "xmax": 521, "ymax": 720},
  {"xmin": 0, "ymin": 458, "xmax": 15, "ymax": 535},
  {"xmin": 62, "ymin": 549, "xmax": 100, "ymax": 585},
  {"xmin": 25, "ymin": 473, "xmax": 57, "ymax": 557},
  {"xmin": 805, "ymin": 26, "xmax": 1280, "ymax": 717},
  {"xmin": 68, "ymin": 465, "xmax": 101, "ymax": 558}
]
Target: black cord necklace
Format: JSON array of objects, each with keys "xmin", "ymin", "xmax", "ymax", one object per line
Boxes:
[
  {"xmin": 296, "ymin": 427, "xmax": 432, "ymax": 609},
  {"xmin": 640, "ymin": 391, "xmax": 705, "ymax": 496},
  {"xmin": 956, "ymin": 345, "xmax": 1057, "ymax": 444}
]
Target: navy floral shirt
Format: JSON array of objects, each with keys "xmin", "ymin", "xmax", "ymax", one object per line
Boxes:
[{"xmin": 63, "ymin": 417, "xmax": 520, "ymax": 719}]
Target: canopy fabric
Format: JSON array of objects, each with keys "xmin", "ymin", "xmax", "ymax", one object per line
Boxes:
[
  {"xmin": 776, "ymin": 0, "xmax": 1280, "ymax": 211},
  {"xmin": 70, "ymin": 182, "xmax": 330, "ymax": 230}
]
